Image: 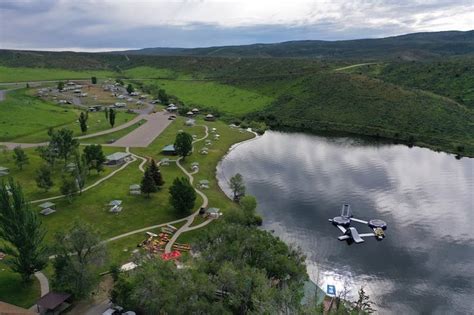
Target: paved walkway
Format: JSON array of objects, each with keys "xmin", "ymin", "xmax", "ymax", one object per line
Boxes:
[
  {"xmin": 109, "ymin": 112, "xmax": 172, "ymax": 147},
  {"xmin": 165, "ymin": 125, "xmax": 214, "ymax": 253}
]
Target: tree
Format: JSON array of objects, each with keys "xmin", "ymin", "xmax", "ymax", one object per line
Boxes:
[
  {"xmin": 36, "ymin": 145, "xmax": 58, "ymax": 168},
  {"xmin": 169, "ymin": 177, "xmax": 196, "ymax": 213},
  {"xmin": 73, "ymin": 154, "xmax": 88, "ymax": 195},
  {"xmin": 351, "ymin": 287, "xmax": 376, "ymax": 314},
  {"xmin": 149, "ymin": 159, "xmax": 164, "ymax": 187},
  {"xmin": 109, "ymin": 108, "xmax": 116, "ymax": 127},
  {"xmin": 91, "ymin": 76, "xmax": 97, "ymax": 84},
  {"xmin": 83, "ymin": 144, "xmax": 106, "ymax": 173},
  {"xmin": 12, "ymin": 146, "xmax": 29, "ymax": 170},
  {"xmin": 0, "ymin": 179, "xmax": 47, "ymax": 282},
  {"xmin": 35, "ymin": 164, "xmax": 54, "ymax": 192},
  {"xmin": 158, "ymin": 89, "xmax": 169, "ymax": 105},
  {"xmin": 57, "ymin": 81, "xmax": 64, "ymax": 91},
  {"xmin": 26, "ymin": 83, "xmax": 30, "ymax": 88},
  {"xmin": 49, "ymin": 128, "xmax": 79, "ymax": 164},
  {"xmin": 79, "ymin": 112, "xmax": 88, "ymax": 133},
  {"xmin": 174, "ymin": 132, "xmax": 193, "ymax": 160},
  {"xmin": 126, "ymin": 84, "xmax": 134, "ymax": 94},
  {"xmin": 229, "ymin": 173, "xmax": 245, "ymax": 201},
  {"xmin": 104, "ymin": 107, "xmax": 109, "ymax": 120},
  {"xmin": 141, "ymin": 168, "xmax": 157, "ymax": 198},
  {"xmin": 60, "ymin": 175, "xmax": 78, "ymax": 203},
  {"xmin": 52, "ymin": 221, "xmax": 106, "ymax": 299}
]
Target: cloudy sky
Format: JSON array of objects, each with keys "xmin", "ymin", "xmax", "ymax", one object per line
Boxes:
[{"xmin": 0, "ymin": 0, "xmax": 472, "ymax": 51}]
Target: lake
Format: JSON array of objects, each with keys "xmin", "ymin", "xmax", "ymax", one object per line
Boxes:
[{"xmin": 216, "ymin": 131, "xmax": 474, "ymax": 314}]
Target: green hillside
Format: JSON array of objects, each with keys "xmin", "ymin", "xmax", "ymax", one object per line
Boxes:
[
  {"xmin": 119, "ymin": 31, "xmax": 474, "ymax": 60},
  {"xmin": 252, "ymin": 72, "xmax": 474, "ymax": 155},
  {"xmin": 343, "ymin": 58, "xmax": 474, "ymax": 108}
]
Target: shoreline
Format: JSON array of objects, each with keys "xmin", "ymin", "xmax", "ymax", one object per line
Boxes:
[{"xmin": 214, "ymin": 129, "xmax": 328, "ymax": 302}]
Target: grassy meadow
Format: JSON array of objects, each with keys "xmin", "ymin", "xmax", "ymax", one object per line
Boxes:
[
  {"xmin": 0, "ymin": 261, "xmax": 40, "ymax": 308},
  {"xmin": 0, "ymin": 89, "xmax": 135, "ymax": 142},
  {"xmin": 0, "ymin": 66, "xmax": 116, "ymax": 83}
]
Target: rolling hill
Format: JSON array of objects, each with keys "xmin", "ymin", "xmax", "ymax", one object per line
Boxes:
[{"xmin": 116, "ymin": 31, "xmax": 474, "ymax": 60}]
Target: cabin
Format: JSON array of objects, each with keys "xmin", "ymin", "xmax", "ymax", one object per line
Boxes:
[
  {"xmin": 160, "ymin": 158, "xmax": 170, "ymax": 166},
  {"xmin": 191, "ymin": 162, "xmax": 199, "ymax": 171},
  {"xmin": 186, "ymin": 111, "xmax": 194, "ymax": 116},
  {"xmin": 162, "ymin": 144, "xmax": 176, "ymax": 155},
  {"xmin": 105, "ymin": 152, "xmax": 132, "ymax": 165},
  {"xmin": 204, "ymin": 114, "xmax": 215, "ymax": 121},
  {"xmin": 185, "ymin": 119, "xmax": 195, "ymax": 126},
  {"xmin": 191, "ymin": 108, "xmax": 199, "ymax": 113},
  {"xmin": 114, "ymin": 102, "xmax": 127, "ymax": 108}
]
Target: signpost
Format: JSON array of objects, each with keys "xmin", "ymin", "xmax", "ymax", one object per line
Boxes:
[{"xmin": 327, "ymin": 284, "xmax": 336, "ymax": 296}]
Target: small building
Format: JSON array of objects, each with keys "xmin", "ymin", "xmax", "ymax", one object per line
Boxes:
[
  {"xmin": 200, "ymin": 147, "xmax": 209, "ymax": 155},
  {"xmin": 66, "ymin": 162, "xmax": 76, "ymax": 172},
  {"xmin": 0, "ymin": 166, "xmax": 9, "ymax": 176},
  {"xmin": 186, "ymin": 111, "xmax": 194, "ymax": 116},
  {"xmin": 105, "ymin": 152, "xmax": 132, "ymax": 165},
  {"xmin": 162, "ymin": 144, "xmax": 176, "ymax": 155},
  {"xmin": 160, "ymin": 158, "xmax": 170, "ymax": 166},
  {"xmin": 191, "ymin": 108, "xmax": 199, "ymax": 113},
  {"xmin": 114, "ymin": 102, "xmax": 127, "ymax": 108},
  {"xmin": 36, "ymin": 292, "xmax": 71, "ymax": 314},
  {"xmin": 211, "ymin": 128, "xmax": 217, "ymax": 133},
  {"xmin": 205, "ymin": 139, "xmax": 212, "ymax": 146},
  {"xmin": 117, "ymin": 95, "xmax": 126, "ymax": 99},
  {"xmin": 199, "ymin": 179, "xmax": 210, "ymax": 189},
  {"xmin": 191, "ymin": 162, "xmax": 199, "ymax": 171},
  {"xmin": 206, "ymin": 207, "xmax": 221, "ymax": 219},
  {"xmin": 204, "ymin": 114, "xmax": 215, "ymax": 121},
  {"xmin": 129, "ymin": 184, "xmax": 141, "ymax": 195},
  {"xmin": 73, "ymin": 89, "xmax": 82, "ymax": 94}
]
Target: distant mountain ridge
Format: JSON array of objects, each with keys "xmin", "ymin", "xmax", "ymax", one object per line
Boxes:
[{"xmin": 114, "ymin": 30, "xmax": 474, "ymax": 60}]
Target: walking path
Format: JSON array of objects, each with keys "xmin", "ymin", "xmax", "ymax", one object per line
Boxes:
[
  {"xmin": 165, "ymin": 125, "xmax": 214, "ymax": 253},
  {"xmin": 334, "ymin": 62, "xmax": 379, "ymax": 71}
]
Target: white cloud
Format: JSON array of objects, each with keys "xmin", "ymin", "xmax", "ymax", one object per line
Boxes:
[{"xmin": 0, "ymin": 0, "xmax": 472, "ymax": 50}]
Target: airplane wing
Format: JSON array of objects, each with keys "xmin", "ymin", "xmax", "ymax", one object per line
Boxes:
[
  {"xmin": 358, "ymin": 233, "xmax": 376, "ymax": 238},
  {"xmin": 336, "ymin": 225, "xmax": 347, "ymax": 233}
]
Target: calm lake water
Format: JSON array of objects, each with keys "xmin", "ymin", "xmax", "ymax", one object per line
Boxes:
[{"xmin": 217, "ymin": 131, "xmax": 474, "ymax": 314}]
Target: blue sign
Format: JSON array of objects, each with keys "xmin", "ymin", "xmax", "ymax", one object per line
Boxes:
[{"xmin": 327, "ymin": 284, "xmax": 336, "ymax": 295}]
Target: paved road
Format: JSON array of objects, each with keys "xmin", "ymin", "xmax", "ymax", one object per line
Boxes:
[
  {"xmin": 0, "ymin": 90, "xmax": 5, "ymax": 101},
  {"xmin": 108, "ymin": 111, "xmax": 172, "ymax": 147}
]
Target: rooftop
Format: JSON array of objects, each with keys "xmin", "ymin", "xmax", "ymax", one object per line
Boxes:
[
  {"xmin": 39, "ymin": 201, "xmax": 55, "ymax": 209},
  {"xmin": 37, "ymin": 292, "xmax": 71, "ymax": 310},
  {"xmin": 162, "ymin": 144, "xmax": 176, "ymax": 152}
]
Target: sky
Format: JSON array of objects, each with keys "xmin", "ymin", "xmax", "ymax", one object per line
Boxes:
[{"xmin": 0, "ymin": 0, "xmax": 473, "ymax": 52}]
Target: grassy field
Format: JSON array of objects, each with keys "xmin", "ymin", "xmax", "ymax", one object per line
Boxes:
[
  {"xmin": 0, "ymin": 146, "xmax": 119, "ymax": 201},
  {"xmin": 0, "ymin": 89, "xmax": 135, "ymax": 142},
  {"xmin": 81, "ymin": 119, "xmax": 146, "ymax": 145},
  {"xmin": 0, "ymin": 66, "xmax": 116, "ymax": 83},
  {"xmin": 0, "ymin": 261, "xmax": 40, "ymax": 308},
  {"xmin": 142, "ymin": 79, "xmax": 274, "ymax": 115}
]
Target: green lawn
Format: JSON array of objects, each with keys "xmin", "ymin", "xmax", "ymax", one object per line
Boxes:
[
  {"xmin": 80, "ymin": 119, "xmax": 146, "ymax": 145},
  {"xmin": 0, "ymin": 66, "xmax": 116, "ymax": 83},
  {"xmin": 0, "ymin": 89, "xmax": 136, "ymax": 142},
  {"xmin": 0, "ymin": 146, "xmax": 119, "ymax": 201},
  {"xmin": 0, "ymin": 261, "xmax": 40, "ymax": 308},
  {"xmin": 143, "ymin": 79, "xmax": 274, "ymax": 115}
]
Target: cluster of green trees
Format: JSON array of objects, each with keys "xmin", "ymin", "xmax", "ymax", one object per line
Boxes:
[
  {"xmin": 10, "ymin": 129, "xmax": 107, "ymax": 199},
  {"xmin": 111, "ymin": 194, "xmax": 307, "ymax": 314},
  {"xmin": 140, "ymin": 159, "xmax": 164, "ymax": 197}
]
